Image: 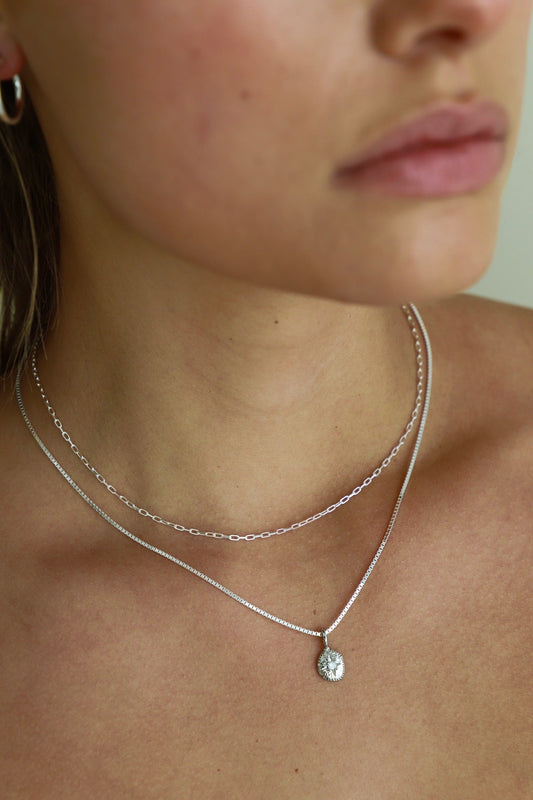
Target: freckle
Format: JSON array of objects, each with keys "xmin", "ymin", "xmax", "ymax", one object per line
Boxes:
[
  {"xmin": 274, "ymin": 320, "xmax": 279, "ymax": 325},
  {"xmin": 294, "ymin": 768, "xmax": 299, "ymax": 773},
  {"xmin": 313, "ymin": 608, "xmax": 317, "ymax": 616},
  {"xmin": 239, "ymin": 88, "xmax": 252, "ymax": 101}
]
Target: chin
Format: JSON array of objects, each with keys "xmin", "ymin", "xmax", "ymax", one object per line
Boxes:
[{"xmin": 303, "ymin": 193, "xmax": 504, "ymax": 307}]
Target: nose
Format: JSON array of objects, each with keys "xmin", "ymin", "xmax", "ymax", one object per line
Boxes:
[{"xmin": 370, "ymin": 0, "xmax": 513, "ymax": 59}]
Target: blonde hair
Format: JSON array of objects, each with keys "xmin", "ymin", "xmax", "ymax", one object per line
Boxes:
[{"xmin": 0, "ymin": 89, "xmax": 59, "ymax": 378}]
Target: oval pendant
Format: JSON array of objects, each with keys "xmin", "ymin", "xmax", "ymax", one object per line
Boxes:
[{"xmin": 317, "ymin": 646, "xmax": 345, "ymax": 682}]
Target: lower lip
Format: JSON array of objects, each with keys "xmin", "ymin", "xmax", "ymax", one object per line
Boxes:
[{"xmin": 333, "ymin": 136, "xmax": 506, "ymax": 198}]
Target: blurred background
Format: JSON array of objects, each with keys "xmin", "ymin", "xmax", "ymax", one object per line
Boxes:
[{"xmin": 469, "ymin": 23, "xmax": 533, "ymax": 308}]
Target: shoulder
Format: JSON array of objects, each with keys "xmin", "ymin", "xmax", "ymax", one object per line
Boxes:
[
  {"xmin": 413, "ymin": 294, "xmax": 533, "ymax": 572},
  {"xmin": 423, "ymin": 292, "xmax": 533, "ymax": 385},
  {"xmin": 412, "ymin": 296, "xmax": 532, "ymax": 643},
  {"xmin": 412, "ymin": 295, "xmax": 532, "ymax": 603},
  {"xmin": 421, "ymin": 294, "xmax": 533, "ymax": 443}
]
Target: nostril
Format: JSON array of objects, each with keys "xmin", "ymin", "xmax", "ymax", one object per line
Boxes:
[
  {"xmin": 416, "ymin": 24, "xmax": 469, "ymax": 51},
  {"xmin": 435, "ymin": 26, "xmax": 467, "ymax": 43}
]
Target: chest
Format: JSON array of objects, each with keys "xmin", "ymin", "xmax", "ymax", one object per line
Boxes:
[{"xmin": 2, "ymin": 570, "xmax": 531, "ymax": 800}]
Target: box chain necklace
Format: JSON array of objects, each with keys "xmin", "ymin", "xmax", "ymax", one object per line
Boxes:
[{"xmin": 16, "ymin": 304, "xmax": 432, "ymax": 682}]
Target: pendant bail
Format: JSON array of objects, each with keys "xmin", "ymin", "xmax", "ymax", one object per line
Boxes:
[{"xmin": 322, "ymin": 631, "xmax": 328, "ymax": 649}]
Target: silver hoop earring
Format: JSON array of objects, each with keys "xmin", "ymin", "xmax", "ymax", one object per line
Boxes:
[{"xmin": 0, "ymin": 75, "xmax": 25, "ymax": 125}]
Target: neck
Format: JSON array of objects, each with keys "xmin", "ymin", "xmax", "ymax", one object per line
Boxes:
[{"xmin": 29, "ymin": 220, "xmax": 419, "ymax": 537}]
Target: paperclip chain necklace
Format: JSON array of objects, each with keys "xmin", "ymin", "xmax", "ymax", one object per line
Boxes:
[
  {"xmin": 29, "ymin": 306, "xmax": 424, "ymax": 542},
  {"xmin": 16, "ymin": 304, "xmax": 432, "ymax": 682}
]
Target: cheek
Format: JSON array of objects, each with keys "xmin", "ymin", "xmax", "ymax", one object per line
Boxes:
[
  {"xmin": 485, "ymin": 3, "xmax": 533, "ymax": 99},
  {"xmin": 29, "ymin": 1, "xmax": 325, "ymax": 230},
  {"xmin": 42, "ymin": 1, "xmax": 345, "ymax": 287}
]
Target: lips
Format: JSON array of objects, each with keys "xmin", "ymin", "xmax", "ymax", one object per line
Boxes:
[{"xmin": 336, "ymin": 100, "xmax": 509, "ymax": 174}]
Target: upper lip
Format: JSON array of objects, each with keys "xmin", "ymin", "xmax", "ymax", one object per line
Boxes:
[{"xmin": 337, "ymin": 99, "xmax": 509, "ymax": 172}]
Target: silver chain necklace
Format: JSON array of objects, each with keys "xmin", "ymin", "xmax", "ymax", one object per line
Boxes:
[
  {"xmin": 29, "ymin": 306, "xmax": 424, "ymax": 542},
  {"xmin": 16, "ymin": 304, "xmax": 432, "ymax": 682}
]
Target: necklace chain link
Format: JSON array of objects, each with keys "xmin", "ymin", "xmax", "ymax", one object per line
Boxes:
[
  {"xmin": 16, "ymin": 304, "xmax": 432, "ymax": 645},
  {"xmin": 30, "ymin": 306, "xmax": 424, "ymax": 542}
]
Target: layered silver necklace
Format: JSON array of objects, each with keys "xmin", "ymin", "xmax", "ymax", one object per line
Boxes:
[{"xmin": 16, "ymin": 304, "xmax": 432, "ymax": 682}]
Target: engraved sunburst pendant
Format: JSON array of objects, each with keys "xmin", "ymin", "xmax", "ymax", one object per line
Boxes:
[{"xmin": 317, "ymin": 632, "xmax": 345, "ymax": 682}]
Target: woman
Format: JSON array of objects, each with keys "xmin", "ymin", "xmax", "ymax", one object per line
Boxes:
[{"xmin": 0, "ymin": 1, "xmax": 532, "ymax": 797}]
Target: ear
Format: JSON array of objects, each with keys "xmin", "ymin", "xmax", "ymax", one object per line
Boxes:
[{"xmin": 0, "ymin": 21, "xmax": 26, "ymax": 81}]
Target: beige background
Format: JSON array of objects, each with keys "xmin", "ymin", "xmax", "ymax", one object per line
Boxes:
[{"xmin": 469, "ymin": 22, "xmax": 533, "ymax": 308}]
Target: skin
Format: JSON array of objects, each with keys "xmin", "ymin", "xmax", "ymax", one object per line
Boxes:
[{"xmin": 0, "ymin": 1, "xmax": 532, "ymax": 797}]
